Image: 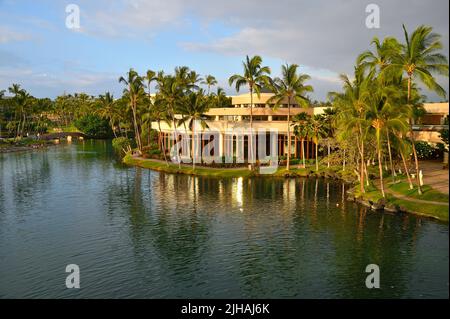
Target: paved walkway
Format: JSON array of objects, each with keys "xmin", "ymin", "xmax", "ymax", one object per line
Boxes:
[{"xmin": 420, "ymin": 160, "xmax": 449, "ymax": 194}]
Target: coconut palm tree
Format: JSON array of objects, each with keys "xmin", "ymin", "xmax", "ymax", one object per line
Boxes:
[
  {"xmin": 329, "ymin": 68, "xmax": 372, "ymax": 193},
  {"xmin": 119, "ymin": 68, "xmax": 145, "ymax": 152},
  {"xmin": 309, "ymin": 114, "xmax": 327, "ymax": 172},
  {"xmin": 178, "ymin": 91, "xmax": 210, "ymax": 169},
  {"xmin": 156, "ymin": 74, "xmax": 185, "ymax": 167},
  {"xmin": 387, "ymin": 24, "xmax": 449, "ymax": 194},
  {"xmin": 357, "ymin": 37, "xmax": 400, "ymax": 77},
  {"xmin": 268, "ymin": 64, "xmax": 313, "ymax": 170},
  {"xmin": 229, "ymin": 55, "xmax": 271, "ymax": 165},
  {"xmin": 202, "ymin": 75, "xmax": 218, "ymax": 95},
  {"xmin": 96, "ymin": 92, "xmax": 118, "ymax": 137},
  {"xmin": 322, "ymin": 107, "xmax": 337, "ymax": 168},
  {"xmin": 292, "ymin": 112, "xmax": 311, "ymax": 168},
  {"xmin": 366, "ymin": 84, "xmax": 409, "ymax": 197},
  {"xmin": 152, "ymin": 95, "xmax": 171, "ymax": 166}
]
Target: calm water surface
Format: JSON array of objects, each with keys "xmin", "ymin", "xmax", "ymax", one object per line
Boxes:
[{"xmin": 0, "ymin": 140, "xmax": 448, "ymax": 298}]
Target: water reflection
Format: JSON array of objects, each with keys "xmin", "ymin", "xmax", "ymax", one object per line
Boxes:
[{"xmin": 0, "ymin": 140, "xmax": 448, "ymax": 298}]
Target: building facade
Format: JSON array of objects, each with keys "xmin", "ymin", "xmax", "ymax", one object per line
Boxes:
[{"xmin": 154, "ymin": 93, "xmax": 449, "ymax": 162}]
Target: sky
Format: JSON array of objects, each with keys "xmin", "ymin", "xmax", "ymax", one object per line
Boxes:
[{"xmin": 0, "ymin": 0, "xmax": 448, "ymax": 101}]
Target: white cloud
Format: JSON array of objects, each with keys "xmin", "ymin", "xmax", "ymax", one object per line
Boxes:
[{"xmin": 0, "ymin": 25, "xmax": 31, "ymax": 43}]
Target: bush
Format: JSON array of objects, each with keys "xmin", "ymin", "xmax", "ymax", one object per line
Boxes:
[
  {"xmin": 415, "ymin": 141, "xmax": 440, "ymax": 160},
  {"xmin": 74, "ymin": 114, "xmax": 112, "ymax": 138},
  {"xmin": 112, "ymin": 137, "xmax": 132, "ymax": 155}
]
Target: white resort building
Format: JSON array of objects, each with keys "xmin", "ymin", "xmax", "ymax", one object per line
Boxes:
[{"xmin": 153, "ymin": 93, "xmax": 449, "ymax": 162}]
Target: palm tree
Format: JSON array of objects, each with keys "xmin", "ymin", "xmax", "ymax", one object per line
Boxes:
[
  {"xmin": 292, "ymin": 112, "xmax": 311, "ymax": 168},
  {"xmin": 144, "ymin": 70, "xmax": 157, "ymax": 145},
  {"xmin": 268, "ymin": 64, "xmax": 313, "ymax": 170},
  {"xmin": 202, "ymin": 75, "xmax": 218, "ymax": 95},
  {"xmin": 229, "ymin": 55, "xmax": 271, "ymax": 165},
  {"xmin": 178, "ymin": 91, "xmax": 210, "ymax": 169},
  {"xmin": 96, "ymin": 92, "xmax": 118, "ymax": 137},
  {"xmin": 152, "ymin": 95, "xmax": 171, "ymax": 166},
  {"xmin": 156, "ymin": 74, "xmax": 184, "ymax": 167},
  {"xmin": 366, "ymin": 84, "xmax": 408, "ymax": 197},
  {"xmin": 357, "ymin": 37, "xmax": 400, "ymax": 77},
  {"xmin": 329, "ymin": 68, "xmax": 372, "ymax": 193},
  {"xmin": 322, "ymin": 107, "xmax": 337, "ymax": 168},
  {"xmin": 387, "ymin": 24, "xmax": 449, "ymax": 194},
  {"xmin": 309, "ymin": 115, "xmax": 327, "ymax": 172},
  {"xmin": 119, "ymin": 68, "xmax": 145, "ymax": 152}
]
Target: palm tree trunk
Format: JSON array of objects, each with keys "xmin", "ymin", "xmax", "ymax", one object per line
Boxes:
[
  {"xmin": 131, "ymin": 98, "xmax": 142, "ymax": 152},
  {"xmin": 358, "ymin": 126, "xmax": 365, "ymax": 193},
  {"xmin": 315, "ymin": 139, "xmax": 319, "ymax": 172},
  {"xmin": 158, "ymin": 122, "xmax": 168, "ymax": 166},
  {"xmin": 249, "ymin": 86, "xmax": 254, "ymax": 166},
  {"xmin": 287, "ymin": 101, "xmax": 291, "ymax": 171},
  {"xmin": 376, "ymin": 129, "xmax": 385, "ymax": 197},
  {"xmin": 386, "ymin": 130, "xmax": 395, "ymax": 182},
  {"xmin": 343, "ymin": 148, "xmax": 346, "ymax": 171},
  {"xmin": 400, "ymin": 150, "xmax": 414, "ymax": 189},
  {"xmin": 407, "ymin": 76, "xmax": 422, "ymax": 195},
  {"xmin": 192, "ymin": 119, "xmax": 196, "ymax": 170},
  {"xmin": 301, "ymin": 138, "xmax": 306, "ymax": 168},
  {"xmin": 327, "ymin": 140, "xmax": 330, "ymax": 168}
]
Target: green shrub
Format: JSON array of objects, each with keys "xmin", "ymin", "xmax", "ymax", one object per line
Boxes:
[
  {"xmin": 415, "ymin": 141, "xmax": 439, "ymax": 160},
  {"xmin": 112, "ymin": 137, "xmax": 132, "ymax": 155},
  {"xmin": 74, "ymin": 114, "xmax": 112, "ymax": 138}
]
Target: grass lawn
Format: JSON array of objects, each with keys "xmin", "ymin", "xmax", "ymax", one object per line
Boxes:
[
  {"xmin": 352, "ymin": 183, "xmax": 449, "ymax": 222},
  {"xmin": 123, "ymin": 154, "xmax": 254, "ymax": 178},
  {"xmin": 388, "ymin": 181, "xmax": 449, "ymax": 203}
]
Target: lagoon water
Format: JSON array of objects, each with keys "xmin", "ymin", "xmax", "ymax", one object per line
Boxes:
[{"xmin": 0, "ymin": 140, "xmax": 448, "ymax": 298}]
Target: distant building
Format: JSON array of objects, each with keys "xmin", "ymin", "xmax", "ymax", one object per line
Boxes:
[{"xmin": 154, "ymin": 94, "xmax": 449, "ymax": 161}]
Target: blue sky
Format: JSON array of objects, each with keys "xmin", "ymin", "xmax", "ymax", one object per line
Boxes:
[{"xmin": 0, "ymin": 0, "xmax": 448, "ymax": 101}]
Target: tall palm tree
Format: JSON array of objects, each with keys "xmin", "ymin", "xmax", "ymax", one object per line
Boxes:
[
  {"xmin": 309, "ymin": 115, "xmax": 327, "ymax": 172},
  {"xmin": 152, "ymin": 95, "xmax": 171, "ymax": 166},
  {"xmin": 119, "ymin": 68, "xmax": 145, "ymax": 152},
  {"xmin": 366, "ymin": 84, "xmax": 408, "ymax": 197},
  {"xmin": 329, "ymin": 68, "xmax": 372, "ymax": 193},
  {"xmin": 144, "ymin": 70, "xmax": 157, "ymax": 145},
  {"xmin": 322, "ymin": 107, "xmax": 337, "ymax": 168},
  {"xmin": 156, "ymin": 74, "xmax": 185, "ymax": 167},
  {"xmin": 229, "ymin": 55, "xmax": 271, "ymax": 165},
  {"xmin": 357, "ymin": 37, "xmax": 400, "ymax": 76},
  {"xmin": 388, "ymin": 24, "xmax": 449, "ymax": 194},
  {"xmin": 96, "ymin": 92, "xmax": 118, "ymax": 137},
  {"xmin": 202, "ymin": 75, "xmax": 218, "ymax": 95},
  {"xmin": 178, "ymin": 91, "xmax": 210, "ymax": 169},
  {"xmin": 268, "ymin": 64, "xmax": 313, "ymax": 170},
  {"xmin": 292, "ymin": 112, "xmax": 311, "ymax": 168}
]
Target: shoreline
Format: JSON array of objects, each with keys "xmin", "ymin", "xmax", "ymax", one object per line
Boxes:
[{"xmin": 124, "ymin": 154, "xmax": 449, "ymax": 223}]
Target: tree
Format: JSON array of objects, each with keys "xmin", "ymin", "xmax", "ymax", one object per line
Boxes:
[
  {"xmin": 366, "ymin": 83, "xmax": 408, "ymax": 197},
  {"xmin": 229, "ymin": 55, "xmax": 271, "ymax": 165},
  {"xmin": 202, "ymin": 75, "xmax": 218, "ymax": 95},
  {"xmin": 329, "ymin": 68, "xmax": 372, "ymax": 193},
  {"xmin": 387, "ymin": 24, "xmax": 449, "ymax": 194},
  {"xmin": 309, "ymin": 115, "xmax": 327, "ymax": 172},
  {"xmin": 178, "ymin": 91, "xmax": 210, "ymax": 169},
  {"xmin": 268, "ymin": 64, "xmax": 313, "ymax": 170},
  {"xmin": 119, "ymin": 68, "xmax": 145, "ymax": 152},
  {"xmin": 292, "ymin": 112, "xmax": 312, "ymax": 168},
  {"xmin": 96, "ymin": 92, "xmax": 118, "ymax": 137},
  {"xmin": 156, "ymin": 74, "xmax": 185, "ymax": 167}
]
